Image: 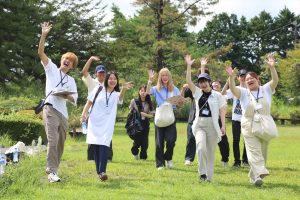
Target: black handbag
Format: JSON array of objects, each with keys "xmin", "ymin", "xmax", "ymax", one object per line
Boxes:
[
  {"xmin": 34, "ymin": 99, "xmax": 46, "ymax": 114},
  {"xmin": 125, "ymin": 99, "xmax": 143, "ymax": 140}
]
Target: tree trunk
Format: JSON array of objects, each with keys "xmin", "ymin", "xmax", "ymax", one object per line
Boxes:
[{"xmin": 156, "ymin": 0, "xmax": 164, "ymax": 72}]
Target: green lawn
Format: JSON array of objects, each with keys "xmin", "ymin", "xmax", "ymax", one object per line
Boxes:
[{"xmin": 1, "ymin": 122, "xmax": 299, "ymax": 200}]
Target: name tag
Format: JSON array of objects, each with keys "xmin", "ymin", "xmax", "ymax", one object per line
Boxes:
[{"xmin": 202, "ymin": 108, "xmax": 209, "ymax": 115}]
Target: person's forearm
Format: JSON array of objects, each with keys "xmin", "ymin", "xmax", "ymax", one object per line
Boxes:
[
  {"xmin": 228, "ymin": 75, "xmax": 240, "ymax": 99},
  {"xmin": 220, "ymin": 107, "xmax": 226, "ymax": 128},
  {"xmin": 221, "ymin": 78, "xmax": 229, "ymax": 95},
  {"xmin": 269, "ymin": 65, "xmax": 279, "ymax": 90},
  {"xmin": 38, "ymin": 34, "xmax": 47, "ymax": 55},
  {"xmin": 186, "ymin": 64, "xmax": 195, "ymax": 94},
  {"xmin": 146, "ymin": 80, "xmax": 152, "ymax": 94},
  {"xmin": 82, "ymin": 58, "xmax": 93, "ymax": 77}
]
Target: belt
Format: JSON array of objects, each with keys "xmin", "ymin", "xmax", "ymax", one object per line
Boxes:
[{"xmin": 44, "ymin": 102, "xmax": 53, "ymax": 106}]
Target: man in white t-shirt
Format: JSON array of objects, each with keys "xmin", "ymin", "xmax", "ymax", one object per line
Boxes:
[
  {"xmin": 222, "ymin": 69, "xmax": 248, "ymax": 168},
  {"xmin": 38, "ymin": 22, "xmax": 78, "ymax": 183},
  {"xmin": 81, "ymin": 56, "xmax": 113, "ymax": 161}
]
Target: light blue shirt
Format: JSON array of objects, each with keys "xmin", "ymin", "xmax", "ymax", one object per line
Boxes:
[{"xmin": 150, "ymin": 85, "xmax": 180, "ymax": 108}]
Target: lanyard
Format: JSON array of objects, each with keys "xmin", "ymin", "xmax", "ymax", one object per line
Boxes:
[
  {"xmin": 59, "ymin": 70, "xmax": 68, "ymax": 87},
  {"xmin": 250, "ymin": 87, "xmax": 260, "ymax": 102},
  {"xmin": 105, "ymin": 89, "xmax": 114, "ymax": 107}
]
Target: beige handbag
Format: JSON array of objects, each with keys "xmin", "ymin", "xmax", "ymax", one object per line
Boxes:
[
  {"xmin": 252, "ymin": 112, "xmax": 278, "ymax": 141},
  {"xmin": 154, "ymin": 102, "xmax": 175, "ymax": 127}
]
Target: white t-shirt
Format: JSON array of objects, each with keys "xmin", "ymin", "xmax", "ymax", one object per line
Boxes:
[
  {"xmin": 239, "ymin": 82, "xmax": 274, "ymax": 112},
  {"xmin": 86, "ymin": 86, "xmax": 122, "ymax": 146},
  {"xmin": 82, "ymin": 74, "xmax": 104, "ymax": 95},
  {"xmin": 226, "ymin": 87, "xmax": 243, "ymax": 121},
  {"xmin": 43, "ymin": 59, "xmax": 78, "ymax": 119}
]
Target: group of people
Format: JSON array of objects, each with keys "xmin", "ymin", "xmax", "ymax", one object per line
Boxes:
[{"xmin": 38, "ymin": 22, "xmax": 278, "ymax": 187}]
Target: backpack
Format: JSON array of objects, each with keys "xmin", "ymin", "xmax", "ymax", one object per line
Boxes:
[{"xmin": 125, "ymin": 99, "xmax": 143, "ymax": 140}]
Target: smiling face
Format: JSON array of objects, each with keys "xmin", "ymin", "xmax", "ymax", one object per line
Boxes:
[
  {"xmin": 60, "ymin": 52, "xmax": 78, "ymax": 73},
  {"xmin": 161, "ymin": 72, "xmax": 169, "ymax": 85},
  {"xmin": 104, "ymin": 71, "xmax": 120, "ymax": 92},
  {"xmin": 139, "ymin": 86, "xmax": 147, "ymax": 100},
  {"xmin": 211, "ymin": 81, "xmax": 221, "ymax": 92},
  {"xmin": 245, "ymin": 72, "xmax": 260, "ymax": 91},
  {"xmin": 198, "ymin": 79, "xmax": 211, "ymax": 92}
]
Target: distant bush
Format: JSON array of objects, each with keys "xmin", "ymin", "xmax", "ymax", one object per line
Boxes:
[
  {"xmin": 0, "ymin": 111, "xmax": 45, "ymax": 145},
  {"xmin": 290, "ymin": 108, "xmax": 300, "ymax": 124},
  {"xmin": 0, "ymin": 97, "xmax": 36, "ymax": 114}
]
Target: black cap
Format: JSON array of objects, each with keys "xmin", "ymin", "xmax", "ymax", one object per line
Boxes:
[
  {"xmin": 197, "ymin": 73, "xmax": 211, "ymax": 81},
  {"xmin": 238, "ymin": 69, "xmax": 247, "ymax": 76}
]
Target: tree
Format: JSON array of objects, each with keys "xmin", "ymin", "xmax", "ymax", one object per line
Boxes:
[{"xmin": 132, "ymin": 0, "xmax": 218, "ymax": 72}]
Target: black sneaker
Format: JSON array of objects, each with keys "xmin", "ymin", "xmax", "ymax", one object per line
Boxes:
[
  {"xmin": 199, "ymin": 174, "xmax": 207, "ymax": 182},
  {"xmin": 242, "ymin": 161, "xmax": 250, "ymax": 167},
  {"xmin": 233, "ymin": 162, "xmax": 241, "ymax": 168}
]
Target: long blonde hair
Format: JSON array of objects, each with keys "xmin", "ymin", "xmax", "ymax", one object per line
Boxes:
[{"xmin": 156, "ymin": 68, "xmax": 174, "ymax": 92}]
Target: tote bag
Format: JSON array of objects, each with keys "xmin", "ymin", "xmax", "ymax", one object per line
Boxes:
[
  {"xmin": 154, "ymin": 102, "xmax": 175, "ymax": 127},
  {"xmin": 252, "ymin": 112, "xmax": 278, "ymax": 141}
]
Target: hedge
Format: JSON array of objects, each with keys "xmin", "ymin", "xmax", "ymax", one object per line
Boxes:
[{"xmin": 0, "ymin": 110, "xmax": 45, "ymax": 145}]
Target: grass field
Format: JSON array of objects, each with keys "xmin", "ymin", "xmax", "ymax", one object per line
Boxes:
[{"xmin": 0, "ymin": 122, "xmax": 299, "ymax": 200}]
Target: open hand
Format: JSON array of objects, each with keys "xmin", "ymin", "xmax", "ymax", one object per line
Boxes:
[
  {"xmin": 265, "ymin": 54, "xmax": 276, "ymax": 68},
  {"xmin": 123, "ymin": 81, "xmax": 134, "ymax": 90},
  {"xmin": 200, "ymin": 57, "xmax": 208, "ymax": 66},
  {"xmin": 41, "ymin": 22, "xmax": 52, "ymax": 35},
  {"xmin": 184, "ymin": 54, "xmax": 195, "ymax": 66},
  {"xmin": 148, "ymin": 69, "xmax": 155, "ymax": 82}
]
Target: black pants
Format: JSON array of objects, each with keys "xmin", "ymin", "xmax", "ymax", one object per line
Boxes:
[
  {"xmin": 155, "ymin": 122, "xmax": 177, "ymax": 168},
  {"xmin": 232, "ymin": 120, "xmax": 248, "ymax": 164},
  {"xmin": 184, "ymin": 123, "xmax": 196, "ymax": 162},
  {"xmin": 218, "ymin": 134, "xmax": 230, "ymax": 162},
  {"xmin": 131, "ymin": 120, "xmax": 149, "ymax": 159},
  {"xmin": 92, "ymin": 144, "xmax": 108, "ymax": 174},
  {"xmin": 107, "ymin": 141, "xmax": 113, "ymax": 160}
]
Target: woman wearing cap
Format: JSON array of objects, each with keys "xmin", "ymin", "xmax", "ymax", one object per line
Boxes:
[
  {"xmin": 225, "ymin": 54, "xmax": 278, "ymax": 186},
  {"xmin": 185, "ymin": 55, "xmax": 226, "ymax": 182}
]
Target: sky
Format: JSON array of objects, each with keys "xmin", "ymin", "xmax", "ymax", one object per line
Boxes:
[{"xmin": 100, "ymin": 0, "xmax": 300, "ymax": 32}]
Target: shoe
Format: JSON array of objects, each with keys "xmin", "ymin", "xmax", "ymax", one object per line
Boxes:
[
  {"xmin": 232, "ymin": 162, "xmax": 241, "ymax": 168},
  {"xmin": 99, "ymin": 172, "xmax": 108, "ymax": 181},
  {"xmin": 166, "ymin": 160, "xmax": 174, "ymax": 169},
  {"xmin": 133, "ymin": 154, "xmax": 139, "ymax": 160},
  {"xmin": 48, "ymin": 172, "xmax": 61, "ymax": 183},
  {"xmin": 184, "ymin": 160, "xmax": 192, "ymax": 166},
  {"xmin": 107, "ymin": 159, "xmax": 112, "ymax": 163},
  {"xmin": 157, "ymin": 166, "xmax": 164, "ymax": 170},
  {"xmin": 254, "ymin": 177, "xmax": 263, "ymax": 187},
  {"xmin": 45, "ymin": 167, "xmax": 52, "ymax": 174},
  {"xmin": 242, "ymin": 161, "xmax": 250, "ymax": 167},
  {"xmin": 221, "ymin": 161, "xmax": 228, "ymax": 168},
  {"xmin": 199, "ymin": 174, "xmax": 207, "ymax": 182}
]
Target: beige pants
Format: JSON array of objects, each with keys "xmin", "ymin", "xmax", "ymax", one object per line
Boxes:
[
  {"xmin": 193, "ymin": 117, "xmax": 219, "ymax": 181},
  {"xmin": 43, "ymin": 105, "xmax": 68, "ymax": 173}
]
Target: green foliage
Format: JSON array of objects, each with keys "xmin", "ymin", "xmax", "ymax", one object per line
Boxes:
[
  {"xmin": 0, "ymin": 111, "xmax": 45, "ymax": 145},
  {"xmin": 0, "ymin": 97, "xmax": 36, "ymax": 114},
  {"xmin": 290, "ymin": 108, "xmax": 300, "ymax": 124}
]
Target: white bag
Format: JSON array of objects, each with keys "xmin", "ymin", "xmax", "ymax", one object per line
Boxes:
[
  {"xmin": 252, "ymin": 113, "xmax": 278, "ymax": 141},
  {"xmin": 154, "ymin": 102, "xmax": 175, "ymax": 127}
]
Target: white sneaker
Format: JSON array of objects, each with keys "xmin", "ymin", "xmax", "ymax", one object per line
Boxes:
[
  {"xmin": 184, "ymin": 160, "xmax": 192, "ymax": 166},
  {"xmin": 221, "ymin": 161, "xmax": 228, "ymax": 168},
  {"xmin": 48, "ymin": 172, "xmax": 61, "ymax": 183},
  {"xmin": 133, "ymin": 154, "xmax": 139, "ymax": 160},
  {"xmin": 157, "ymin": 166, "xmax": 164, "ymax": 170},
  {"xmin": 166, "ymin": 160, "xmax": 174, "ymax": 169}
]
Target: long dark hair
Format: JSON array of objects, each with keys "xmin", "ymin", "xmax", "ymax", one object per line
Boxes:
[
  {"xmin": 138, "ymin": 85, "xmax": 153, "ymax": 111},
  {"xmin": 104, "ymin": 71, "xmax": 120, "ymax": 92}
]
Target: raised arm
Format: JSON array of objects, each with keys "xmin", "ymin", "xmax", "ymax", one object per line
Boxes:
[
  {"xmin": 146, "ymin": 69, "xmax": 155, "ymax": 95},
  {"xmin": 81, "ymin": 56, "xmax": 100, "ymax": 78},
  {"xmin": 221, "ymin": 78, "xmax": 229, "ymax": 95},
  {"xmin": 119, "ymin": 82, "xmax": 134, "ymax": 101},
  {"xmin": 38, "ymin": 22, "xmax": 52, "ymax": 66},
  {"xmin": 185, "ymin": 55, "xmax": 196, "ymax": 94},
  {"xmin": 225, "ymin": 65, "xmax": 241, "ymax": 99},
  {"xmin": 200, "ymin": 57, "xmax": 208, "ymax": 74},
  {"xmin": 265, "ymin": 54, "xmax": 279, "ymax": 91}
]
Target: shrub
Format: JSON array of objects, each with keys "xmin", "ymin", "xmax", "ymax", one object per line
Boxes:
[
  {"xmin": 290, "ymin": 108, "xmax": 300, "ymax": 125},
  {"xmin": 0, "ymin": 97, "xmax": 37, "ymax": 114},
  {"xmin": 0, "ymin": 111, "xmax": 45, "ymax": 145}
]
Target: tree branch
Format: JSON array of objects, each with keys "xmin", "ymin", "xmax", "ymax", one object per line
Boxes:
[{"xmin": 161, "ymin": 0, "xmax": 202, "ymax": 27}]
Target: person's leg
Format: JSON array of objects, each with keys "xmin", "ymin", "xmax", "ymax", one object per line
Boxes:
[
  {"xmin": 185, "ymin": 123, "xmax": 196, "ymax": 162},
  {"xmin": 164, "ymin": 122, "xmax": 177, "ymax": 162},
  {"xmin": 99, "ymin": 145, "xmax": 109, "ymax": 174},
  {"xmin": 206, "ymin": 119, "xmax": 219, "ymax": 181},
  {"xmin": 107, "ymin": 141, "xmax": 113, "ymax": 161},
  {"xmin": 232, "ymin": 120, "xmax": 241, "ymax": 166},
  {"xmin": 57, "ymin": 115, "xmax": 68, "ymax": 169},
  {"xmin": 242, "ymin": 143, "xmax": 248, "ymax": 164},
  {"xmin": 93, "ymin": 145, "xmax": 101, "ymax": 174},
  {"xmin": 131, "ymin": 135, "xmax": 141, "ymax": 157},
  {"xmin": 155, "ymin": 126, "xmax": 166, "ymax": 168},
  {"xmin": 140, "ymin": 120, "xmax": 149, "ymax": 160},
  {"xmin": 43, "ymin": 105, "xmax": 61, "ymax": 174}
]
